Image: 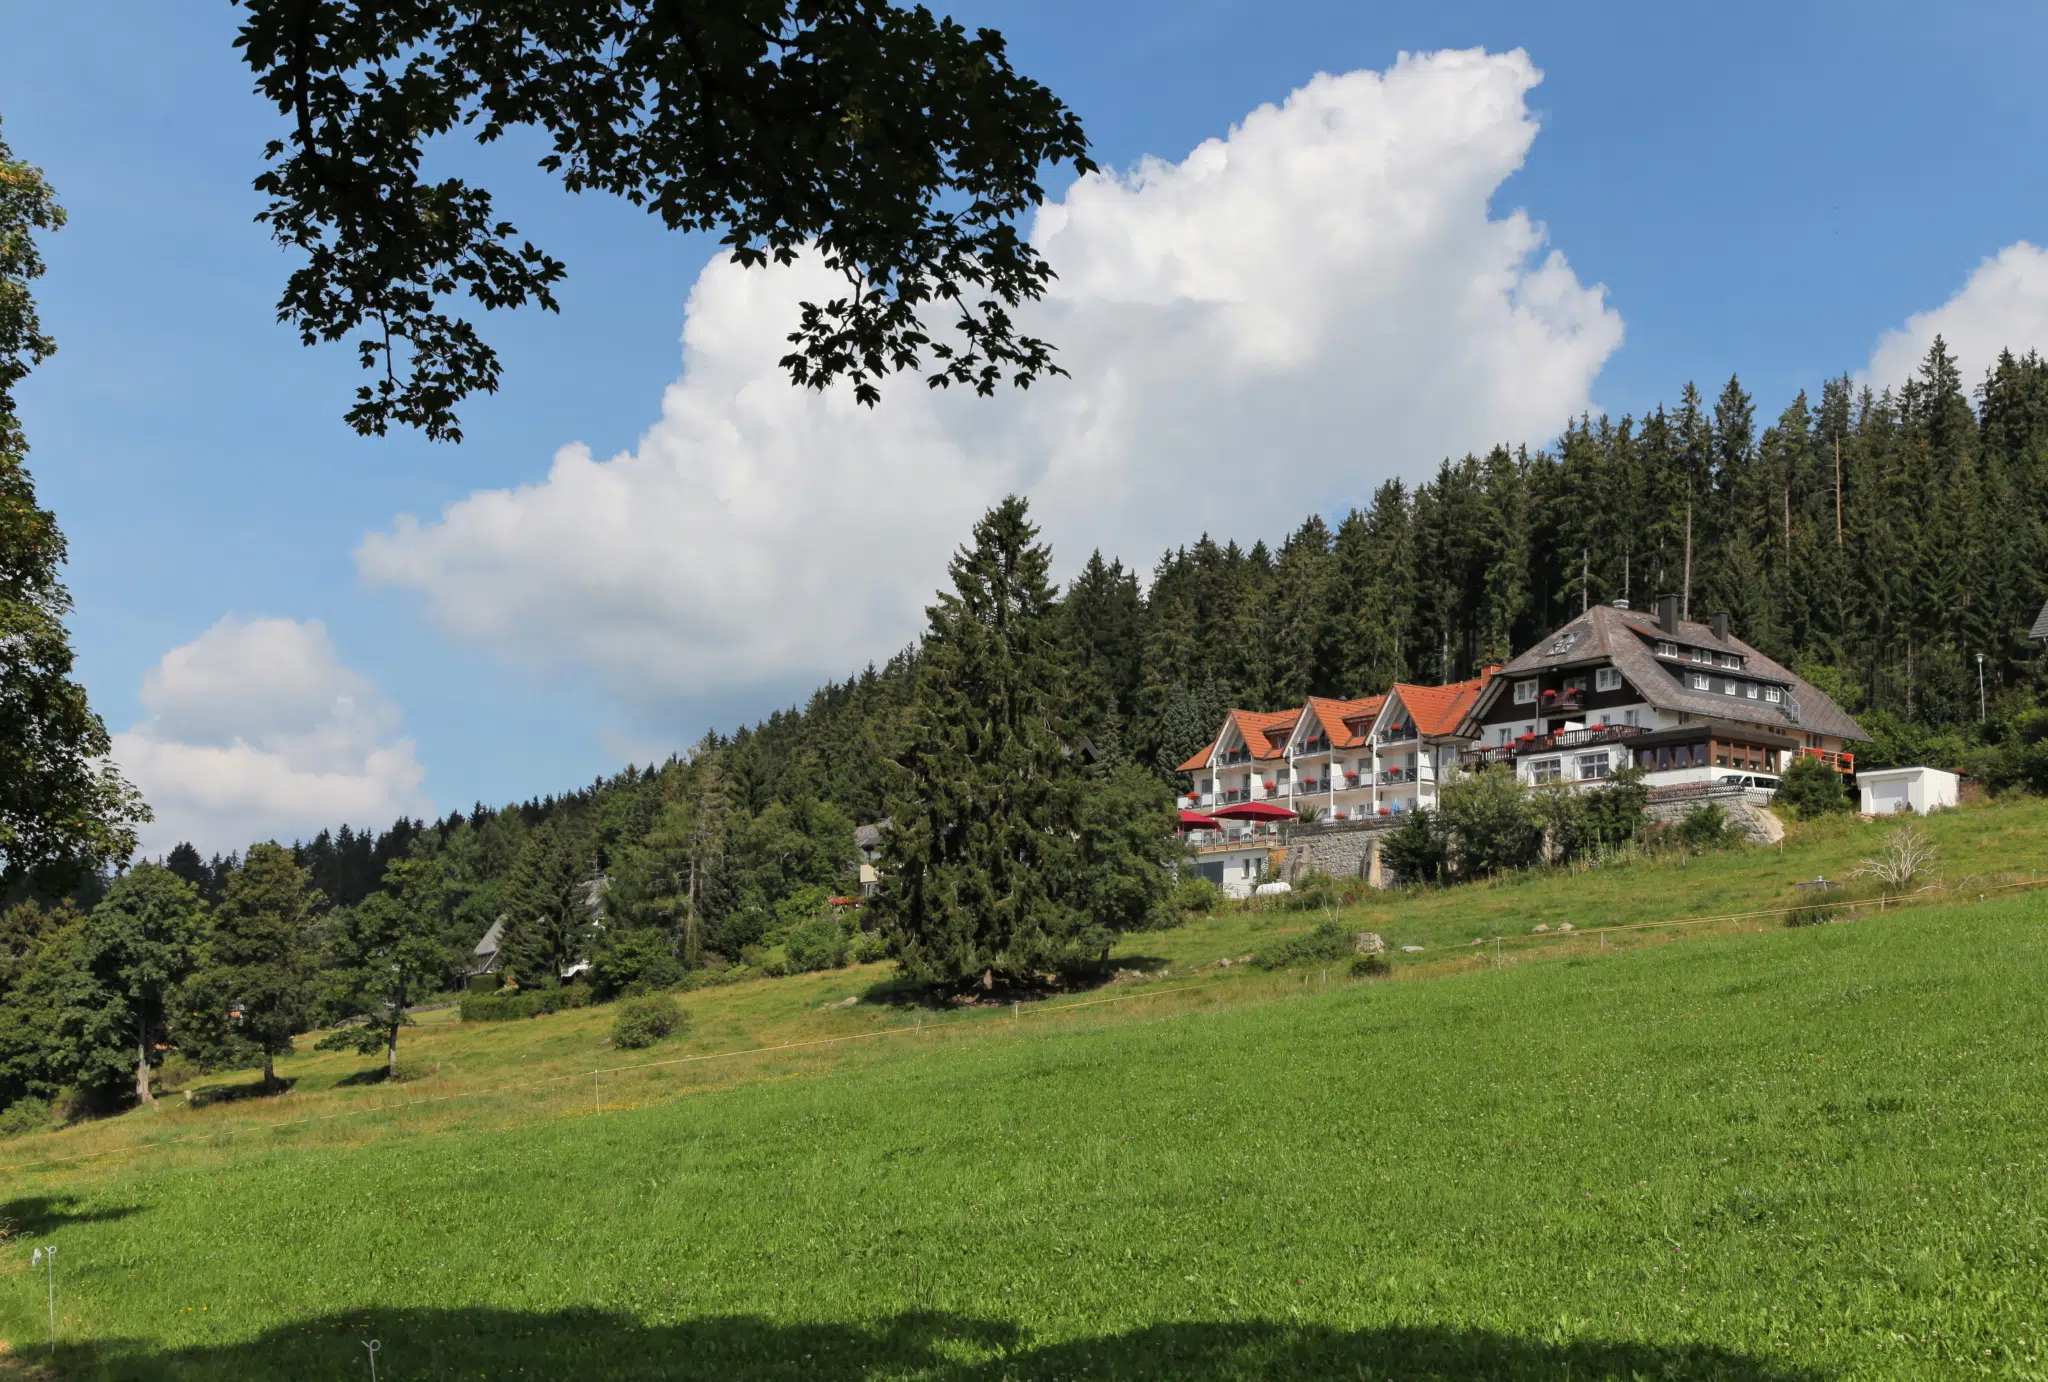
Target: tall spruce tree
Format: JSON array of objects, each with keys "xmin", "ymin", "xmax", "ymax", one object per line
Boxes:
[
  {"xmin": 874, "ymin": 497, "xmax": 1172, "ymax": 990},
  {"xmin": 181, "ymin": 843, "xmax": 322, "ymax": 1090},
  {"xmin": 317, "ymin": 858, "xmax": 453, "ymax": 1077}
]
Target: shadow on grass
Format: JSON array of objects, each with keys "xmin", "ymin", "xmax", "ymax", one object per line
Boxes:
[
  {"xmin": 41, "ymin": 1307, "xmax": 1820, "ymax": 1381},
  {"xmin": 332, "ymin": 1066, "xmax": 391, "ymax": 1088},
  {"xmin": 858, "ymin": 956, "xmax": 1179, "ymax": 1011},
  {"xmin": 0, "ymin": 1195, "xmax": 141, "ymax": 1238},
  {"xmin": 186, "ymin": 1076, "xmax": 296, "ymax": 1108}
]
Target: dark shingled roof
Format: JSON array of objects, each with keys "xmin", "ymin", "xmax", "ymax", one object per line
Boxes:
[
  {"xmin": 1474, "ymin": 604, "xmax": 1869, "ymax": 743},
  {"xmin": 2033, "ymin": 599, "xmax": 2048, "ymax": 642}
]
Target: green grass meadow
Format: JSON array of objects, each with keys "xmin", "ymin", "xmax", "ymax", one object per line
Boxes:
[{"xmin": 5, "ymin": 863, "xmax": 2048, "ymax": 1379}]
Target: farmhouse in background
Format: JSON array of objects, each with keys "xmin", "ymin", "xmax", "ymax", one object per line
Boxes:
[
  {"xmin": 1458, "ymin": 597, "xmax": 1867, "ymax": 788},
  {"xmin": 2033, "ymin": 597, "xmax": 2048, "ymax": 643}
]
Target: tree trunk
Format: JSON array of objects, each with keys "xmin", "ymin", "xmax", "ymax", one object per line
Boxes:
[
  {"xmin": 263, "ymin": 1048, "xmax": 276, "ymax": 1092},
  {"xmin": 386, "ymin": 1024, "xmax": 399, "ymax": 1078},
  {"xmin": 135, "ymin": 1030, "xmax": 155, "ymax": 1107}
]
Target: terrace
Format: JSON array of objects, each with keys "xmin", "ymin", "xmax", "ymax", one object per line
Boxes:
[{"xmin": 1462, "ymin": 722, "xmax": 1648, "ymax": 768}]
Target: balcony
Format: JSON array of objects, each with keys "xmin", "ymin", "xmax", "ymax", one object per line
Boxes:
[
  {"xmin": 1538, "ymin": 689, "xmax": 1584, "ymax": 715},
  {"xmin": 1376, "ymin": 723, "xmax": 1418, "ymax": 744},
  {"xmin": 1460, "ymin": 723, "xmax": 1646, "ymax": 768},
  {"xmin": 1800, "ymin": 747, "xmax": 1856, "ymax": 773},
  {"xmin": 1218, "ymin": 749, "xmax": 1251, "ymax": 766},
  {"xmin": 1377, "ymin": 766, "xmax": 1417, "ymax": 786}
]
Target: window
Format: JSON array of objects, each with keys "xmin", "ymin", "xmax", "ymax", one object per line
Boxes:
[
  {"xmin": 1690, "ymin": 673, "xmax": 1710, "ymax": 691},
  {"xmin": 1656, "ymin": 641, "xmax": 1678, "ymax": 658},
  {"xmin": 1495, "ymin": 727, "xmax": 1511, "ymax": 746},
  {"xmin": 1722, "ymin": 679, "xmax": 1738, "ymax": 696},
  {"xmin": 1638, "ymin": 749, "xmax": 1656, "ymax": 770},
  {"xmin": 1744, "ymin": 683, "xmax": 1759, "ymax": 699},
  {"xmin": 1765, "ymin": 687, "xmax": 1782, "ymax": 703},
  {"xmin": 1693, "ymin": 744, "xmax": 1710, "ymax": 767},
  {"xmin": 1595, "ymin": 667, "xmax": 1622, "ymax": 692},
  {"xmin": 1715, "ymin": 753, "xmax": 1728, "ymax": 767},
  {"xmin": 1655, "ymin": 747, "xmax": 1671, "ymax": 770},
  {"xmin": 1530, "ymin": 758, "xmax": 1562, "ymax": 784},
  {"xmin": 1718, "ymin": 652, "xmax": 1741, "ymax": 669},
  {"xmin": 1624, "ymin": 708, "xmax": 1640, "ymax": 726},
  {"xmin": 1513, "ymin": 680, "xmax": 1537, "ymax": 705},
  {"xmin": 1691, "ymin": 647, "xmax": 1712, "ymax": 664},
  {"xmin": 1563, "ymin": 675, "xmax": 1587, "ymax": 695},
  {"xmin": 1578, "ymin": 752, "xmax": 1611, "ymax": 781}
]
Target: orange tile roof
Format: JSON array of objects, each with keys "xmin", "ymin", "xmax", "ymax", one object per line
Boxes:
[
  {"xmin": 1389, "ymin": 670, "xmax": 1494, "ymax": 737},
  {"xmin": 1231, "ymin": 708, "xmax": 1299, "ymax": 761},
  {"xmin": 1176, "ymin": 741, "xmax": 1216, "ymax": 773},
  {"xmin": 1305, "ymin": 694, "xmax": 1385, "ymax": 749}
]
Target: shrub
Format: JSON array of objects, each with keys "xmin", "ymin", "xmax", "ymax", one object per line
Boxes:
[
  {"xmin": 1850, "ymin": 823, "xmax": 1938, "ymax": 893},
  {"xmin": 458, "ymin": 982, "xmax": 594, "ymax": 1023},
  {"xmin": 1673, "ymin": 803, "xmax": 1742, "ymax": 852},
  {"xmin": 1171, "ymin": 874, "xmax": 1224, "ymax": 918},
  {"xmin": 611, "ymin": 995, "xmax": 688, "ymax": 1050},
  {"xmin": 1440, "ymin": 767, "xmax": 1543, "ymax": 878},
  {"xmin": 0, "ymin": 1097, "xmax": 53, "ymax": 1140},
  {"xmin": 784, "ymin": 911, "xmax": 854, "ymax": 972},
  {"xmin": 592, "ymin": 927, "xmax": 684, "ymax": 999},
  {"xmin": 1775, "ymin": 755, "xmax": 1851, "ymax": 819},
  {"xmin": 1349, "ymin": 952, "xmax": 1391, "ymax": 978},
  {"xmin": 466, "ymin": 972, "xmax": 503, "ymax": 993},
  {"xmin": 849, "ymin": 928, "xmax": 892, "ymax": 964},
  {"xmin": 1253, "ymin": 921, "xmax": 1354, "ymax": 970},
  {"xmin": 1381, "ymin": 807, "xmax": 1449, "ymax": 887}
]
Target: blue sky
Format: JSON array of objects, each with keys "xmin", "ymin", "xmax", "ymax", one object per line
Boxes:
[{"xmin": 5, "ymin": 2, "xmax": 2046, "ymax": 852}]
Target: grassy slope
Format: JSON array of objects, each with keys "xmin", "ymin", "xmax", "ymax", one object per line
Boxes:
[
  {"xmin": 4, "ymin": 869, "xmax": 2048, "ymax": 1377},
  {"xmin": 10, "ymin": 797, "xmax": 2043, "ymax": 1182}
]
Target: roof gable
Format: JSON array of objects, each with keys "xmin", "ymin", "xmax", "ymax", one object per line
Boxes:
[
  {"xmin": 1381, "ymin": 672, "xmax": 1493, "ymax": 738},
  {"xmin": 2034, "ymin": 598, "xmax": 2048, "ymax": 641},
  {"xmin": 1299, "ymin": 694, "xmax": 1385, "ymax": 750}
]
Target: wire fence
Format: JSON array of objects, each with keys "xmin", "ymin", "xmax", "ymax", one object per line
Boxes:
[{"xmin": 6, "ymin": 874, "xmax": 2045, "ymax": 1178}]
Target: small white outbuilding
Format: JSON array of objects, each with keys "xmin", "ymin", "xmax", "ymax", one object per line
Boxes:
[{"xmin": 1857, "ymin": 766, "xmax": 1959, "ymax": 816}]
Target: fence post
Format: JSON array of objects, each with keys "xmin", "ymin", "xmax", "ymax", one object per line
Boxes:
[{"xmin": 593, "ymin": 1069, "xmax": 600, "ymax": 1115}]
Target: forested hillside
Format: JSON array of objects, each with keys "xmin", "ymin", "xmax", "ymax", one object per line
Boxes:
[{"xmin": 158, "ymin": 337, "xmax": 2048, "ymax": 951}]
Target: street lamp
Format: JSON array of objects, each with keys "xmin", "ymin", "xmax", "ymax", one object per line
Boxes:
[{"xmin": 1976, "ymin": 652, "xmax": 1987, "ymax": 722}]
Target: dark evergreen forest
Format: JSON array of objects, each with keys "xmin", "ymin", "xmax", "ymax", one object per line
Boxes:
[{"xmin": 126, "ymin": 338, "xmax": 2048, "ymax": 962}]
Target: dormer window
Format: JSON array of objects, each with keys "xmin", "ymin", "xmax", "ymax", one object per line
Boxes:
[
  {"xmin": 1656, "ymin": 641, "xmax": 1678, "ymax": 658},
  {"xmin": 1718, "ymin": 652, "xmax": 1742, "ymax": 669},
  {"xmin": 1722, "ymin": 680, "xmax": 1737, "ymax": 696},
  {"xmin": 1689, "ymin": 673, "xmax": 1710, "ymax": 691},
  {"xmin": 1765, "ymin": 687, "xmax": 1783, "ymax": 704},
  {"xmin": 1691, "ymin": 647, "xmax": 1712, "ymax": 664}
]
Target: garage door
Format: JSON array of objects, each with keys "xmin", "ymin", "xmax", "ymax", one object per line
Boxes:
[{"xmin": 1869, "ymin": 781, "xmax": 1910, "ymax": 814}]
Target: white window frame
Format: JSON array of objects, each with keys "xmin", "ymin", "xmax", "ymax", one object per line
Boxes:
[
  {"xmin": 1744, "ymin": 683, "xmax": 1759, "ymax": 699},
  {"xmin": 1530, "ymin": 758, "xmax": 1562, "ymax": 785},
  {"xmin": 1689, "ymin": 673, "xmax": 1710, "ymax": 691},
  {"xmin": 1765, "ymin": 687, "xmax": 1783, "ymax": 703},
  {"xmin": 1595, "ymin": 667, "xmax": 1622, "ymax": 692},
  {"xmin": 1623, "ymin": 708, "xmax": 1640, "ymax": 726},
  {"xmin": 1656, "ymin": 641, "xmax": 1678, "ymax": 658},
  {"xmin": 1563, "ymin": 675, "xmax": 1588, "ymax": 695},
  {"xmin": 1691, "ymin": 647, "xmax": 1712, "ymax": 664},
  {"xmin": 1513, "ymin": 680, "xmax": 1538, "ymax": 705},
  {"xmin": 1577, "ymin": 752, "xmax": 1611, "ymax": 781},
  {"xmin": 1722, "ymin": 679, "xmax": 1738, "ymax": 696}
]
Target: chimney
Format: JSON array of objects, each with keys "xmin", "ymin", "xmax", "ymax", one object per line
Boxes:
[
  {"xmin": 1657, "ymin": 595, "xmax": 1679, "ymax": 635},
  {"xmin": 1711, "ymin": 612, "xmax": 1730, "ymax": 643},
  {"xmin": 1612, "ymin": 597, "xmax": 1631, "ymax": 611}
]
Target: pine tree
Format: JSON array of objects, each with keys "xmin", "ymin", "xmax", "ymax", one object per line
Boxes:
[
  {"xmin": 181, "ymin": 844, "xmax": 322, "ymax": 1090},
  {"xmin": 498, "ymin": 821, "xmax": 597, "ymax": 987},
  {"xmin": 874, "ymin": 497, "xmax": 1172, "ymax": 989},
  {"xmin": 316, "ymin": 857, "xmax": 453, "ymax": 1076}
]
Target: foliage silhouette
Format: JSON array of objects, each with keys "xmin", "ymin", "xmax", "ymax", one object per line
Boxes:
[
  {"xmin": 37, "ymin": 1306, "xmax": 1821, "ymax": 1382},
  {"xmin": 0, "ymin": 1194, "xmax": 140, "ymax": 1239}
]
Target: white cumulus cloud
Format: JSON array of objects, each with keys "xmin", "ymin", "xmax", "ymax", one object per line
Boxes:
[
  {"xmin": 359, "ymin": 48, "xmax": 1622, "ymax": 708},
  {"xmin": 112, "ymin": 617, "xmax": 431, "ymax": 856},
  {"xmin": 1866, "ymin": 242, "xmax": 2048, "ymax": 388}
]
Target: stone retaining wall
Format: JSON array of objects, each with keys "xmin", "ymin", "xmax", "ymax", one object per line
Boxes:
[{"xmin": 1645, "ymin": 788, "xmax": 1785, "ymax": 844}]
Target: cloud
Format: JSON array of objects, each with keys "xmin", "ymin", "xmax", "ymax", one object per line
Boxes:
[
  {"xmin": 112, "ymin": 617, "xmax": 430, "ymax": 856},
  {"xmin": 1866, "ymin": 242, "xmax": 2048, "ymax": 388},
  {"xmin": 359, "ymin": 48, "xmax": 1622, "ymax": 709}
]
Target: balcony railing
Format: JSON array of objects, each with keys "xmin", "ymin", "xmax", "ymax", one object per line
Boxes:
[
  {"xmin": 1800, "ymin": 747, "xmax": 1856, "ymax": 773},
  {"xmin": 1459, "ymin": 723, "xmax": 1647, "ymax": 768},
  {"xmin": 1378, "ymin": 766, "xmax": 1416, "ymax": 785},
  {"xmin": 1376, "ymin": 724, "xmax": 1418, "ymax": 744},
  {"xmin": 1538, "ymin": 689, "xmax": 1584, "ymax": 715}
]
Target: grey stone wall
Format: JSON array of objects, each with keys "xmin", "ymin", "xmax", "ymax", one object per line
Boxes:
[
  {"xmin": 1645, "ymin": 788, "xmax": 1785, "ymax": 844},
  {"xmin": 1283, "ymin": 820, "xmax": 1396, "ymax": 886}
]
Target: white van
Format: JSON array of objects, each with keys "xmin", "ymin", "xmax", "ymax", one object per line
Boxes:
[{"xmin": 1718, "ymin": 773, "xmax": 1779, "ymax": 795}]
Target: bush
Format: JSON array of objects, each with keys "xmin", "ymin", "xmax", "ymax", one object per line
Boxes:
[
  {"xmin": 1171, "ymin": 874, "xmax": 1224, "ymax": 918},
  {"xmin": 466, "ymin": 972, "xmax": 503, "ymax": 993},
  {"xmin": 1350, "ymin": 952, "xmax": 1391, "ymax": 978},
  {"xmin": 1381, "ymin": 807, "xmax": 1449, "ymax": 886},
  {"xmin": 1673, "ymin": 803, "xmax": 1742, "ymax": 852},
  {"xmin": 592, "ymin": 927, "xmax": 684, "ymax": 999},
  {"xmin": 784, "ymin": 911, "xmax": 854, "ymax": 972},
  {"xmin": 1253, "ymin": 921, "xmax": 1355, "ymax": 970},
  {"xmin": 849, "ymin": 928, "xmax": 891, "ymax": 964},
  {"xmin": 1775, "ymin": 755, "xmax": 1851, "ymax": 819},
  {"xmin": 1439, "ymin": 767, "xmax": 1543, "ymax": 878},
  {"xmin": 0, "ymin": 1096, "xmax": 53, "ymax": 1140},
  {"xmin": 458, "ymin": 982, "xmax": 594, "ymax": 1023},
  {"xmin": 611, "ymin": 995, "xmax": 688, "ymax": 1050}
]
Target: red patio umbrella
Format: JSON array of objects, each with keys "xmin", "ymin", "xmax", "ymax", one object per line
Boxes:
[
  {"xmin": 1207, "ymin": 801, "xmax": 1298, "ymax": 821},
  {"xmin": 1177, "ymin": 809, "xmax": 1221, "ymax": 830}
]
